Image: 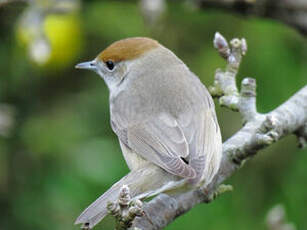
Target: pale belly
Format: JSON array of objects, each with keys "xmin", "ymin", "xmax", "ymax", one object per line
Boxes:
[{"xmin": 119, "ymin": 140, "xmax": 149, "ymax": 170}]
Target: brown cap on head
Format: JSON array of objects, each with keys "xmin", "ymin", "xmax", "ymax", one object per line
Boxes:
[{"xmin": 97, "ymin": 37, "xmax": 159, "ymax": 62}]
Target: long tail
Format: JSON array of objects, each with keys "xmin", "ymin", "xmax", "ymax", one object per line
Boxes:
[{"xmin": 75, "ymin": 163, "xmax": 179, "ymax": 229}]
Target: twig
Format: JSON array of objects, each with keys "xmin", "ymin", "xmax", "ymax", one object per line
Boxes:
[
  {"xmin": 105, "ymin": 185, "xmax": 143, "ymax": 230},
  {"xmin": 195, "ymin": 0, "xmax": 307, "ymax": 35}
]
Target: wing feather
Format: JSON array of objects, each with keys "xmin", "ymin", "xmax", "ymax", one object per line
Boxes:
[{"xmin": 127, "ymin": 118, "xmax": 196, "ymax": 178}]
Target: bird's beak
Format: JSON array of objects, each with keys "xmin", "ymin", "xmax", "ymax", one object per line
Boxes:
[{"xmin": 75, "ymin": 60, "xmax": 97, "ymax": 71}]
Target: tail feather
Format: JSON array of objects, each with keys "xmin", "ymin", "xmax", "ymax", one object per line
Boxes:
[{"xmin": 75, "ymin": 163, "xmax": 179, "ymax": 229}]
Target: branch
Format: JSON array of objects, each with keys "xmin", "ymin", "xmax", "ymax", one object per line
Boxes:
[
  {"xmin": 129, "ymin": 33, "xmax": 307, "ymax": 230},
  {"xmin": 194, "ymin": 0, "xmax": 307, "ymax": 36}
]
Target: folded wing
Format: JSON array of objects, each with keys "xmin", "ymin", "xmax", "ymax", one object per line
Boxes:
[{"xmin": 126, "ymin": 113, "xmax": 196, "ymax": 179}]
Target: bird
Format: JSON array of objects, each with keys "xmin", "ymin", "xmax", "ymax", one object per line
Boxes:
[{"xmin": 75, "ymin": 37, "xmax": 222, "ymax": 229}]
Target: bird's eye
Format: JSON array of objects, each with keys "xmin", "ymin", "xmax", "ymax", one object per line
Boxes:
[{"xmin": 105, "ymin": 60, "xmax": 115, "ymax": 71}]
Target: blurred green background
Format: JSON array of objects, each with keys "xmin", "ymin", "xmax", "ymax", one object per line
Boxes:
[{"xmin": 0, "ymin": 1, "xmax": 306, "ymax": 230}]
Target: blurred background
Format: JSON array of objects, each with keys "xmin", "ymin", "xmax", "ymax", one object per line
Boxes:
[{"xmin": 0, "ymin": 0, "xmax": 306, "ymax": 229}]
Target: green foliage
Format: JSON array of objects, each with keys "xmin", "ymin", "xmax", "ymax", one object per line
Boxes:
[{"xmin": 0, "ymin": 1, "xmax": 306, "ymax": 230}]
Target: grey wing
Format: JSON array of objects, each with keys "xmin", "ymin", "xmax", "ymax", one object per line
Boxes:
[
  {"xmin": 180, "ymin": 74, "xmax": 222, "ymax": 185},
  {"xmin": 178, "ymin": 106, "xmax": 222, "ymax": 185},
  {"xmin": 111, "ymin": 111, "xmax": 197, "ymax": 179},
  {"xmin": 111, "ymin": 93, "xmax": 222, "ymax": 183},
  {"xmin": 126, "ymin": 113, "xmax": 196, "ymax": 178}
]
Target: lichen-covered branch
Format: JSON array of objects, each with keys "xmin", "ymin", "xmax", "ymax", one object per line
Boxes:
[
  {"xmin": 195, "ymin": 0, "xmax": 307, "ymax": 36},
  {"xmin": 130, "ymin": 33, "xmax": 307, "ymax": 230}
]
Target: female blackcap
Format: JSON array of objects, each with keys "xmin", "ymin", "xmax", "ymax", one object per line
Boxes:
[{"xmin": 75, "ymin": 37, "xmax": 222, "ymax": 229}]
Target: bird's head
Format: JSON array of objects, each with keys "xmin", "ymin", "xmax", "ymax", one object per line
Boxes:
[{"xmin": 75, "ymin": 37, "xmax": 160, "ymax": 90}]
